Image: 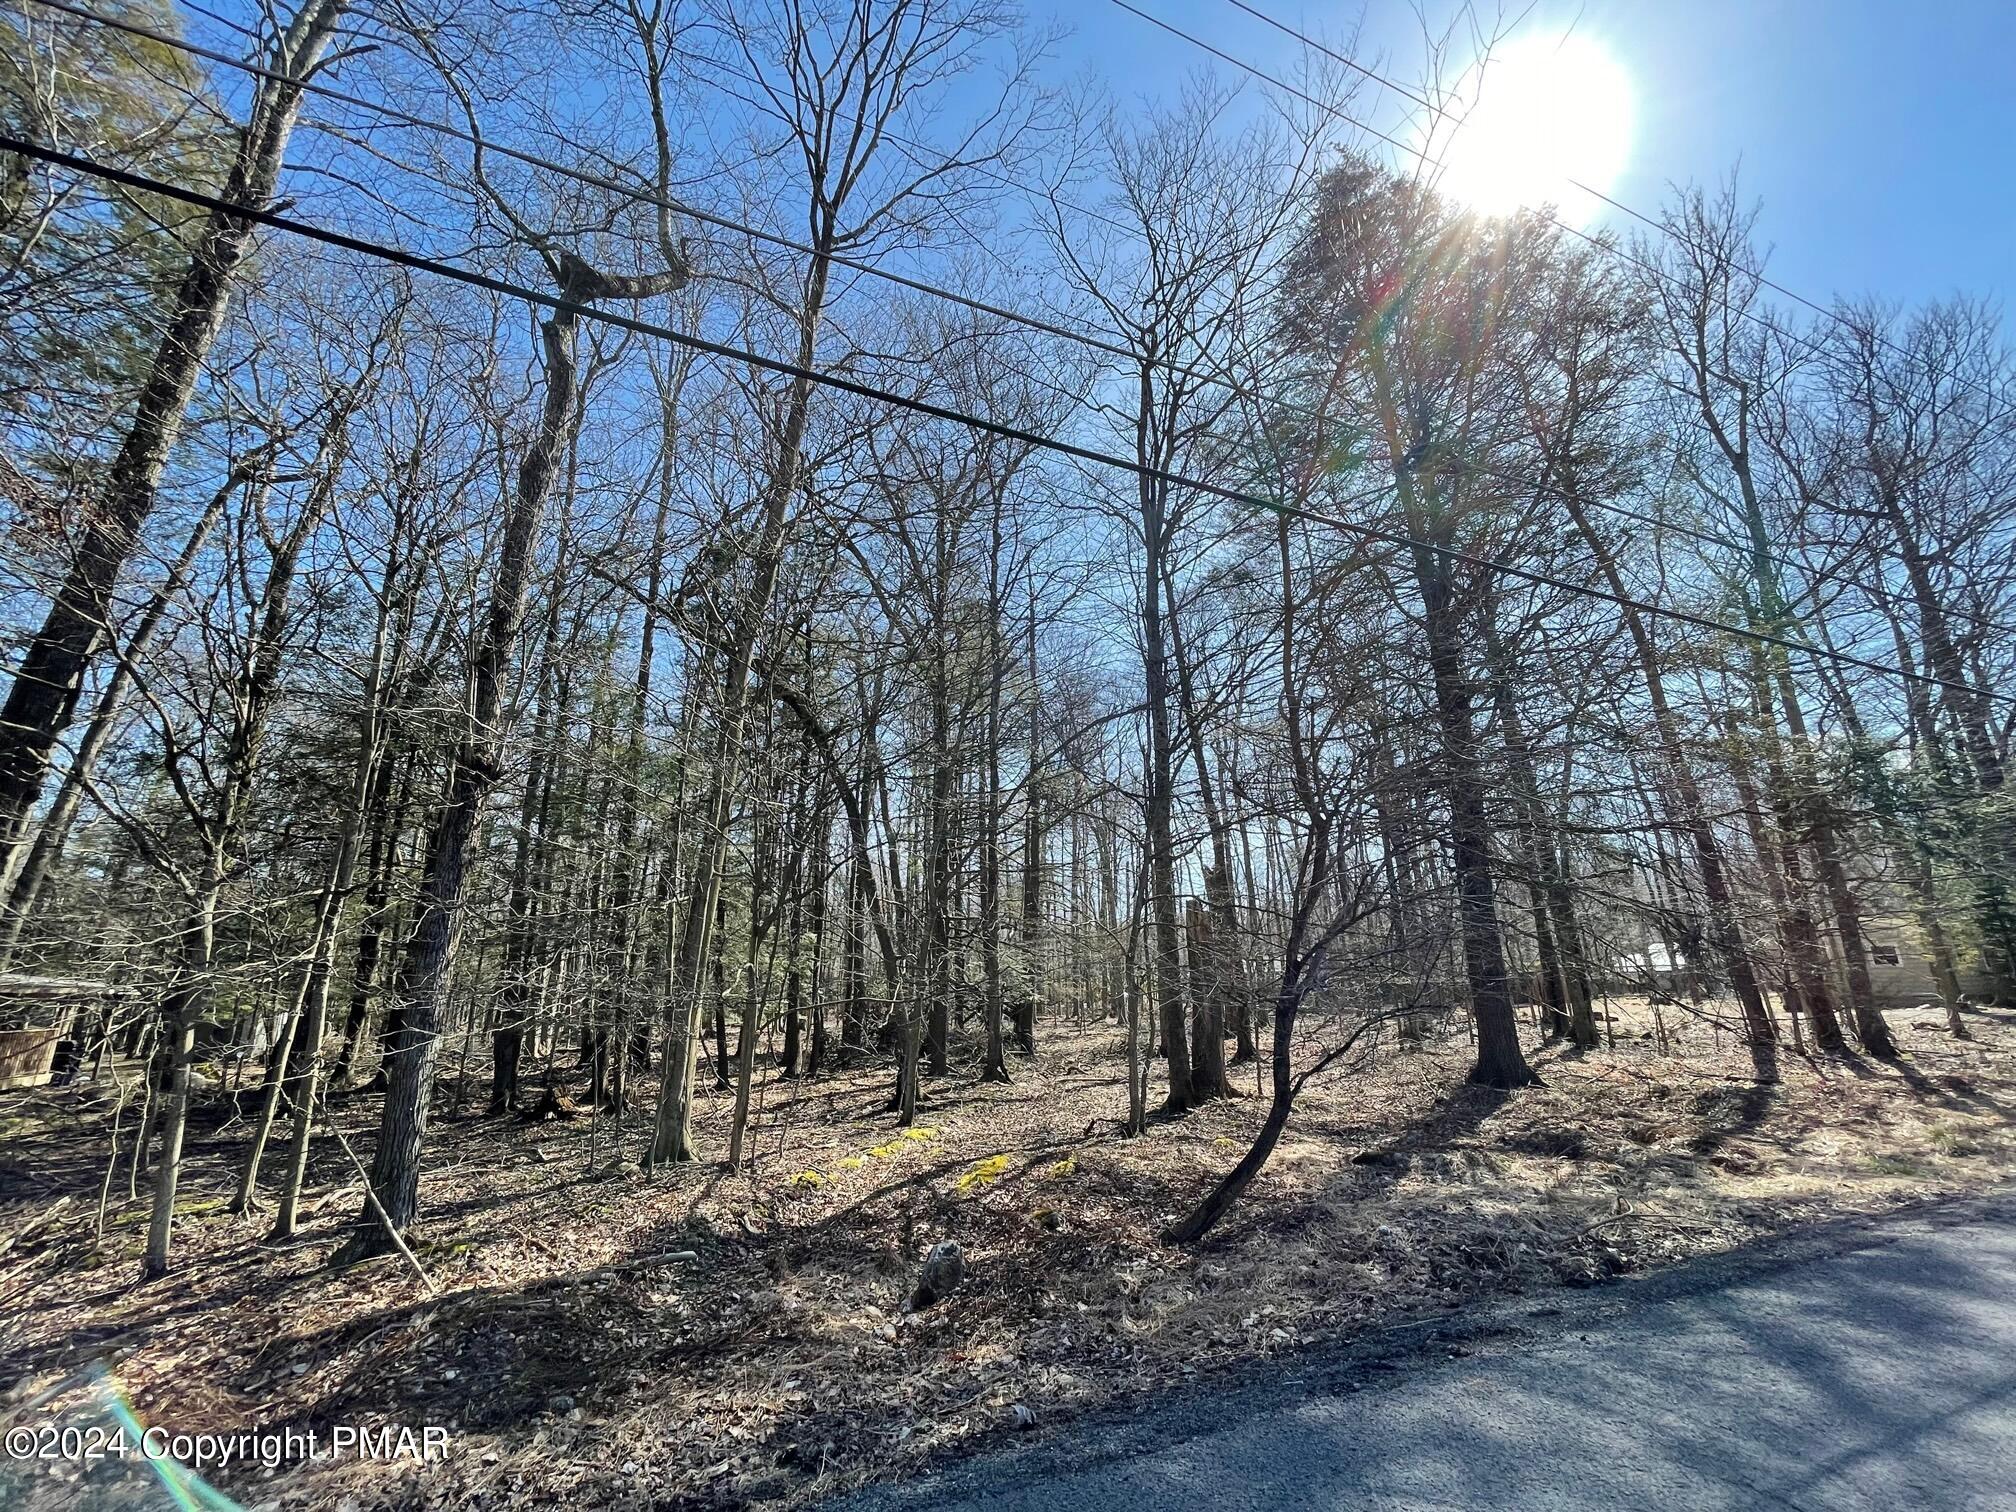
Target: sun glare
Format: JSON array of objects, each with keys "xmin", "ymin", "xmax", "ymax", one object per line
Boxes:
[{"xmin": 1425, "ymin": 33, "xmax": 1635, "ymax": 224}]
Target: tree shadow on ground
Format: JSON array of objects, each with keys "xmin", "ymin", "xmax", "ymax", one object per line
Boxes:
[
  {"xmin": 1888, "ymin": 1055, "xmax": 2016, "ymax": 1121},
  {"xmin": 1681, "ymin": 1078, "xmax": 1774, "ymax": 1159}
]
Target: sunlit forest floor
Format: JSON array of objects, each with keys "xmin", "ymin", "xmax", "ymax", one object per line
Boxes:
[{"xmin": 5, "ymin": 999, "xmax": 2014, "ymax": 1509}]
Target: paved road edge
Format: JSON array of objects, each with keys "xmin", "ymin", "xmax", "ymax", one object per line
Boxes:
[{"xmin": 821, "ymin": 1184, "xmax": 2016, "ymax": 1510}]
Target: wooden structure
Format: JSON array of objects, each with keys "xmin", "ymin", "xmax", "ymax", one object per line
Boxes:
[{"xmin": 0, "ymin": 975, "xmax": 134, "ymax": 1089}]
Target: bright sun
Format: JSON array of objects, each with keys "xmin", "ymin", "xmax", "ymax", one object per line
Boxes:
[{"xmin": 1424, "ymin": 33, "xmax": 1636, "ymax": 224}]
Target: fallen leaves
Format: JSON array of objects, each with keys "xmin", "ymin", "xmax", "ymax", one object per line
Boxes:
[{"xmin": 4, "ymin": 1007, "xmax": 2012, "ymax": 1512}]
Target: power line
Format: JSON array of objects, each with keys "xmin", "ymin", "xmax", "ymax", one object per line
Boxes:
[
  {"xmin": 1109, "ymin": 0, "xmax": 1440, "ymax": 168},
  {"xmin": 1225, "ymin": 0, "xmax": 1435, "ymax": 111},
  {"xmin": 37, "ymin": 0, "xmax": 2007, "ymax": 640},
  {"xmin": 175, "ymin": 0, "xmax": 259, "ymax": 39},
  {"xmin": 25, "ymin": 0, "xmax": 1397, "ymax": 487},
  {"xmin": 23, "ymin": 0, "xmax": 1150, "ymax": 369},
  {"xmin": 1224, "ymin": 0, "xmax": 1436, "ymax": 111},
  {"xmin": 8, "ymin": 134, "xmax": 2006, "ymax": 713},
  {"xmin": 20, "ymin": 0, "xmax": 1462, "ymax": 422},
  {"xmin": 1211, "ymin": 0, "xmax": 2006, "ymax": 407},
  {"xmin": 1115, "ymin": 0, "xmax": 2016, "ymax": 634}
]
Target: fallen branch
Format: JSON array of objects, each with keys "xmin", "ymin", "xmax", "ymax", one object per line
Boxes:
[
  {"xmin": 0, "ymin": 1195, "xmax": 72, "ymax": 1260},
  {"xmin": 320, "ymin": 1091, "xmax": 435, "ymax": 1295},
  {"xmin": 556, "ymin": 1249, "xmax": 699, "ymax": 1285}
]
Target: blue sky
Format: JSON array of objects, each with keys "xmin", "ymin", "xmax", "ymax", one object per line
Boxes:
[{"xmin": 1055, "ymin": 0, "xmax": 2015, "ymax": 311}]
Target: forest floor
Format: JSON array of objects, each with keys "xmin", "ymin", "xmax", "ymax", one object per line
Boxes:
[{"xmin": 3, "ymin": 998, "xmax": 2015, "ymax": 1511}]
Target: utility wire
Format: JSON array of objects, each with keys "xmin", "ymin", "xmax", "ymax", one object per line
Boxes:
[
  {"xmin": 7, "ymin": 134, "xmax": 2006, "ymax": 713},
  {"xmin": 1109, "ymin": 0, "xmax": 1441, "ymax": 168},
  {"xmin": 1225, "ymin": 0, "xmax": 1436, "ymax": 111},
  {"xmin": 35, "ymin": 0, "xmax": 2008, "ymax": 641},
  {"xmin": 559, "ymin": 7, "xmax": 2016, "ymax": 632},
  {"xmin": 1111, "ymin": 3, "xmax": 1740, "ymax": 328},
  {"xmin": 22, "ymin": 0, "xmax": 1146, "ymax": 368}
]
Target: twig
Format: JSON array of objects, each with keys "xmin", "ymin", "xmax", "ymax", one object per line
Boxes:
[{"xmin": 319, "ymin": 1091, "xmax": 436, "ymax": 1294}]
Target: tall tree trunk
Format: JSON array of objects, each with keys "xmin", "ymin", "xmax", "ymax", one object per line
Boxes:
[
  {"xmin": 1731, "ymin": 475, "xmax": 1889, "ymax": 1055},
  {"xmin": 1411, "ymin": 543, "xmax": 1537, "ymax": 1090},
  {"xmin": 601, "ymin": 386, "xmax": 679, "ymax": 1110},
  {"xmin": 0, "ymin": 0, "xmax": 349, "ymax": 876},
  {"xmin": 1365, "ymin": 336, "xmax": 1535, "ymax": 1091},
  {"xmin": 333, "ymin": 746, "xmax": 406, "ymax": 1083},
  {"xmin": 922, "ymin": 667, "xmax": 955, "ymax": 1078},
  {"xmin": 230, "ymin": 970, "xmax": 308, "ymax": 1216},
  {"xmin": 804, "ymin": 804, "xmax": 832, "ymax": 1075},
  {"xmin": 649, "ymin": 251, "xmax": 830, "ymax": 1166},
  {"xmin": 1482, "ymin": 621, "xmax": 1592, "ymax": 1049},
  {"xmin": 143, "ymin": 435, "xmax": 340, "ymax": 1276},
  {"xmin": 726, "ymin": 786, "xmax": 776, "ymax": 1169},
  {"xmin": 0, "ymin": 473, "xmax": 239, "ymax": 963},
  {"xmin": 142, "ymin": 889, "xmax": 218, "ymax": 1278},
  {"xmin": 1891, "ymin": 522, "xmax": 2016, "ymax": 994},
  {"xmin": 490, "ymin": 631, "xmax": 562, "ymax": 1115},
  {"xmin": 270, "ymin": 713, "xmax": 384, "ymax": 1238},
  {"xmin": 1723, "ymin": 708, "xmax": 1842, "ymax": 1052},
  {"xmin": 1767, "ymin": 668, "xmax": 1892, "ymax": 1054},
  {"xmin": 1016, "ymin": 593, "xmax": 1042, "ymax": 1058},
  {"xmin": 1135, "ymin": 371, "xmax": 1192, "ymax": 1111},
  {"xmin": 979, "ymin": 534, "xmax": 1009, "ymax": 1082},
  {"xmin": 340, "ymin": 304, "xmax": 584, "ymax": 1259},
  {"xmin": 1162, "ymin": 571, "xmax": 1243, "ymax": 1096}
]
